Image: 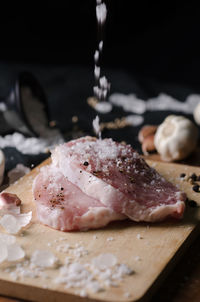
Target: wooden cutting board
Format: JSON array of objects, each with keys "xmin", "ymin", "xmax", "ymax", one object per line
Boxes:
[{"xmin": 1, "ymin": 159, "xmax": 200, "ymax": 302}]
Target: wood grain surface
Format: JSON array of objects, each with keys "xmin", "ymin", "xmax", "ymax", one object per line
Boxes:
[{"xmin": 1, "ymin": 158, "xmax": 200, "ymax": 302}]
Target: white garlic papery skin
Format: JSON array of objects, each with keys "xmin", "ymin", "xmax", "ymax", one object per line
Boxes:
[
  {"xmin": 154, "ymin": 115, "xmax": 198, "ymax": 161},
  {"xmin": 193, "ymin": 103, "xmax": 200, "ymax": 125}
]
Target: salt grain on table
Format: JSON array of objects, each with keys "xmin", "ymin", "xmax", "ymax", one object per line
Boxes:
[
  {"xmin": 7, "ymin": 243, "xmax": 25, "ymax": 261},
  {"xmin": 31, "ymin": 250, "xmax": 57, "ymax": 268}
]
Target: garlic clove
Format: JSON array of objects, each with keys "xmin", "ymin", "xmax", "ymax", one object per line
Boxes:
[
  {"xmin": 138, "ymin": 125, "xmax": 157, "ymax": 143},
  {"xmin": 0, "ymin": 150, "xmax": 5, "ymax": 186},
  {"xmin": 193, "ymin": 102, "xmax": 200, "ymax": 125}
]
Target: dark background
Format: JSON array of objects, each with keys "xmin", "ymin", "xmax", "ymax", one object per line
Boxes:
[
  {"xmin": 1, "ymin": 1, "xmax": 200, "ymax": 169},
  {"xmin": 1, "ymin": 1, "xmax": 200, "ymax": 87}
]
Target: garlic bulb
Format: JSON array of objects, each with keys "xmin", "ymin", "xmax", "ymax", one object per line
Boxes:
[
  {"xmin": 154, "ymin": 115, "xmax": 198, "ymax": 161},
  {"xmin": 0, "ymin": 150, "xmax": 5, "ymax": 186}
]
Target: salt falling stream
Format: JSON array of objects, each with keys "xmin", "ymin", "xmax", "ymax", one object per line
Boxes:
[
  {"xmin": 93, "ymin": 0, "xmax": 110, "ymax": 102},
  {"xmin": 93, "ymin": 0, "xmax": 110, "ymax": 139}
]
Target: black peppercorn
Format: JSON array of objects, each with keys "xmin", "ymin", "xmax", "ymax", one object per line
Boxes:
[
  {"xmin": 192, "ymin": 184, "xmax": 200, "ymax": 192},
  {"xmin": 83, "ymin": 161, "xmax": 89, "ymax": 166},
  {"xmin": 190, "ymin": 173, "xmax": 197, "ymax": 181},
  {"xmin": 180, "ymin": 173, "xmax": 186, "ymax": 178}
]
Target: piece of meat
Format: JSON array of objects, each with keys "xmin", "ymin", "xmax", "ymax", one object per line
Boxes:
[
  {"xmin": 32, "ymin": 165, "xmax": 125, "ymax": 231},
  {"xmin": 52, "ymin": 136, "xmax": 186, "ymax": 222}
]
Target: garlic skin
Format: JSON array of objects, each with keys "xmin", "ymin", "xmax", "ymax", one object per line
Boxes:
[
  {"xmin": 193, "ymin": 102, "xmax": 200, "ymax": 125},
  {"xmin": 154, "ymin": 115, "xmax": 198, "ymax": 161},
  {"xmin": 0, "ymin": 150, "xmax": 5, "ymax": 186}
]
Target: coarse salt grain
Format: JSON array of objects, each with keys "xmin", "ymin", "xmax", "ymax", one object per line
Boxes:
[
  {"xmin": 0, "ymin": 242, "xmax": 8, "ymax": 263},
  {"xmin": 7, "ymin": 243, "xmax": 25, "ymax": 261},
  {"xmin": 92, "ymin": 253, "xmax": 117, "ymax": 270},
  {"xmin": 0, "ymin": 233, "xmax": 16, "ymax": 245},
  {"xmin": 0, "ymin": 211, "xmax": 32, "ymax": 234},
  {"xmin": 31, "ymin": 250, "xmax": 57, "ymax": 268},
  {"xmin": 107, "ymin": 237, "xmax": 114, "ymax": 242}
]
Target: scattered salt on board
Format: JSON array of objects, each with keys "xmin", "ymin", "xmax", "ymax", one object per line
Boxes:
[{"xmin": 31, "ymin": 250, "xmax": 57, "ymax": 268}]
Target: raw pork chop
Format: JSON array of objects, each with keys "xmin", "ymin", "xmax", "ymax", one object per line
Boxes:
[
  {"xmin": 32, "ymin": 165, "xmax": 125, "ymax": 231},
  {"xmin": 52, "ymin": 137, "xmax": 186, "ymax": 222}
]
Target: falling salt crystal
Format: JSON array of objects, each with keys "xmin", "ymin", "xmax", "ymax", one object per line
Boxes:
[
  {"xmin": 0, "ymin": 233, "xmax": 16, "ymax": 245},
  {"xmin": 99, "ymin": 40, "xmax": 103, "ymax": 51},
  {"xmin": 135, "ymin": 256, "xmax": 141, "ymax": 261},
  {"xmin": 7, "ymin": 243, "xmax": 25, "ymax": 261},
  {"xmin": 96, "ymin": 3, "xmax": 107, "ymax": 24},
  {"xmin": 93, "ymin": 116, "xmax": 101, "ymax": 139},
  {"xmin": 0, "ymin": 242, "xmax": 8, "ymax": 263},
  {"xmin": 136, "ymin": 234, "xmax": 143, "ymax": 239},
  {"xmin": 31, "ymin": 250, "xmax": 57, "ymax": 268},
  {"xmin": 99, "ymin": 76, "xmax": 110, "ymax": 90},
  {"xmin": 93, "ymin": 235, "xmax": 98, "ymax": 240},
  {"xmin": 92, "ymin": 253, "xmax": 117, "ymax": 270},
  {"xmin": 94, "ymin": 50, "xmax": 99, "ymax": 62},
  {"xmin": 94, "ymin": 65, "xmax": 100, "ymax": 79}
]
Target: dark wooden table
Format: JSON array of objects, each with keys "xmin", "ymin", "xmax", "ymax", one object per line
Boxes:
[{"xmin": 1, "ymin": 151, "xmax": 200, "ymax": 302}]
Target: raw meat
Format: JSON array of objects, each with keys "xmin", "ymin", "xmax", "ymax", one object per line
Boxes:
[
  {"xmin": 32, "ymin": 165, "xmax": 125, "ymax": 231},
  {"xmin": 52, "ymin": 137, "xmax": 186, "ymax": 222}
]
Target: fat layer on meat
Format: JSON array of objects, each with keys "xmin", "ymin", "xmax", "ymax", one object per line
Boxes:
[
  {"xmin": 52, "ymin": 137, "xmax": 186, "ymax": 222},
  {"xmin": 32, "ymin": 165, "xmax": 125, "ymax": 231}
]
